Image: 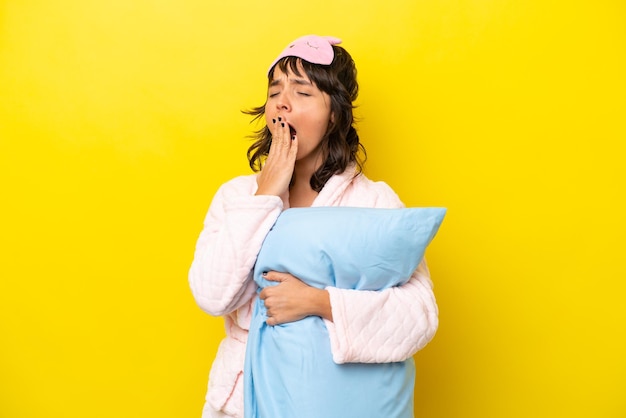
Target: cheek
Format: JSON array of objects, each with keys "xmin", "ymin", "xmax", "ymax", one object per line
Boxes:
[{"xmin": 315, "ymin": 115, "xmax": 332, "ymax": 133}]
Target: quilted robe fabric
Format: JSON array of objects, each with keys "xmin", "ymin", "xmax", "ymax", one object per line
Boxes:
[{"xmin": 189, "ymin": 167, "xmax": 439, "ymax": 418}]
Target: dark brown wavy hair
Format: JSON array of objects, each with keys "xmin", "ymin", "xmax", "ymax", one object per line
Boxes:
[{"xmin": 245, "ymin": 44, "xmax": 366, "ymax": 192}]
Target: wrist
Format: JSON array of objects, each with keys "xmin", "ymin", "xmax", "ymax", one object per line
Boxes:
[{"xmin": 308, "ymin": 287, "xmax": 333, "ymax": 322}]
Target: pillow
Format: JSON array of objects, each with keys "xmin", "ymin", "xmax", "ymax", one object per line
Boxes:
[
  {"xmin": 253, "ymin": 206, "xmax": 446, "ymax": 291},
  {"xmin": 245, "ymin": 206, "xmax": 446, "ymax": 418}
]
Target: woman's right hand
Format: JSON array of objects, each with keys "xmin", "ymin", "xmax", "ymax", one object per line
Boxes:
[{"xmin": 255, "ymin": 116, "xmax": 298, "ymax": 199}]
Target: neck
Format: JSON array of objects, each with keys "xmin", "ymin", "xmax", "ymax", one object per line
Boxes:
[
  {"xmin": 289, "ymin": 157, "xmax": 323, "ymax": 208},
  {"xmin": 292, "ymin": 150, "xmax": 323, "ymax": 187}
]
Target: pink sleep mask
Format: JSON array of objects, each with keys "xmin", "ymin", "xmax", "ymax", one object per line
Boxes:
[{"xmin": 267, "ymin": 35, "xmax": 342, "ymax": 75}]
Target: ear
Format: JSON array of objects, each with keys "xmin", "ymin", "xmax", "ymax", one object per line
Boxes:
[{"xmin": 330, "ymin": 111, "xmax": 335, "ymax": 124}]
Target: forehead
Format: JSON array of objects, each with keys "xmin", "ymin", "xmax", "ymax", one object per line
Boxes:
[
  {"xmin": 270, "ymin": 59, "xmax": 312, "ymax": 83},
  {"xmin": 272, "ymin": 69, "xmax": 306, "ymax": 83}
]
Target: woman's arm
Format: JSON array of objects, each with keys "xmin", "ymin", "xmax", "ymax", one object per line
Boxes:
[
  {"xmin": 324, "ymin": 259, "xmax": 438, "ymax": 364},
  {"xmin": 188, "ymin": 177, "xmax": 283, "ymax": 316},
  {"xmin": 261, "ymin": 259, "xmax": 438, "ymax": 363}
]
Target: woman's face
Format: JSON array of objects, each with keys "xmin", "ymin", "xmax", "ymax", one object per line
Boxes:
[{"xmin": 265, "ymin": 63, "xmax": 333, "ymax": 166}]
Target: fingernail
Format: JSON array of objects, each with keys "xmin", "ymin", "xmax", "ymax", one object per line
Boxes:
[
  {"xmin": 278, "ymin": 116, "xmax": 282, "ymax": 122},
  {"xmin": 262, "ymin": 271, "xmax": 267, "ymax": 276},
  {"xmin": 281, "ymin": 122, "xmax": 285, "ymax": 127},
  {"xmin": 272, "ymin": 118, "xmax": 276, "ymax": 124}
]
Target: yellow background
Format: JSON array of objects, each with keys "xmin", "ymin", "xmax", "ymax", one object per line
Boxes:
[{"xmin": 1, "ymin": 1, "xmax": 624, "ymax": 417}]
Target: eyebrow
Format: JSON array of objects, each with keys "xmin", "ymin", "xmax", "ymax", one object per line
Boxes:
[{"xmin": 269, "ymin": 78, "xmax": 313, "ymax": 87}]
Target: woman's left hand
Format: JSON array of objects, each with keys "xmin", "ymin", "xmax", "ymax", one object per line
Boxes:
[{"xmin": 259, "ymin": 271, "xmax": 333, "ymax": 326}]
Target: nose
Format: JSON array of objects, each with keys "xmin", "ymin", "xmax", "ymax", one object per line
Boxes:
[{"xmin": 276, "ymin": 93, "xmax": 291, "ymax": 112}]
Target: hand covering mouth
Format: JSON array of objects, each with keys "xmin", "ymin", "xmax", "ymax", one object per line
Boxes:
[{"xmin": 288, "ymin": 124, "xmax": 297, "ymax": 139}]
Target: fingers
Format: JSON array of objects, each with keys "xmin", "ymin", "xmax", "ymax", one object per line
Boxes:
[
  {"xmin": 265, "ymin": 307, "xmax": 287, "ymax": 327},
  {"xmin": 262, "ymin": 271, "xmax": 288, "ymax": 283},
  {"xmin": 258, "ymin": 271, "xmax": 285, "ymax": 301},
  {"xmin": 259, "ymin": 272, "xmax": 289, "ymax": 326},
  {"xmin": 255, "ymin": 117, "xmax": 297, "ymax": 197},
  {"xmin": 266, "ymin": 117, "xmax": 297, "ymax": 166},
  {"xmin": 268, "ymin": 116, "xmax": 291, "ymax": 153},
  {"xmin": 259, "ymin": 272, "xmax": 311, "ymax": 326},
  {"xmin": 259, "ymin": 287, "xmax": 279, "ymax": 326}
]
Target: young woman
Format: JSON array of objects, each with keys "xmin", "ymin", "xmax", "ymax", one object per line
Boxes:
[{"xmin": 189, "ymin": 35, "xmax": 439, "ymax": 418}]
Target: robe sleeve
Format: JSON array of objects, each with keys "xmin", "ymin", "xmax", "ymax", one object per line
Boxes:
[
  {"xmin": 188, "ymin": 177, "xmax": 283, "ymax": 316},
  {"xmin": 324, "ymin": 259, "xmax": 438, "ymax": 363}
]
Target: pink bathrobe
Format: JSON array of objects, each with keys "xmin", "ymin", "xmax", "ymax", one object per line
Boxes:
[{"xmin": 189, "ymin": 167, "xmax": 439, "ymax": 418}]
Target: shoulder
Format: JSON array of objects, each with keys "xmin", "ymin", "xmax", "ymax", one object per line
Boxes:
[
  {"xmin": 214, "ymin": 174, "xmax": 258, "ymax": 199},
  {"xmin": 205, "ymin": 174, "xmax": 260, "ymax": 213}
]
